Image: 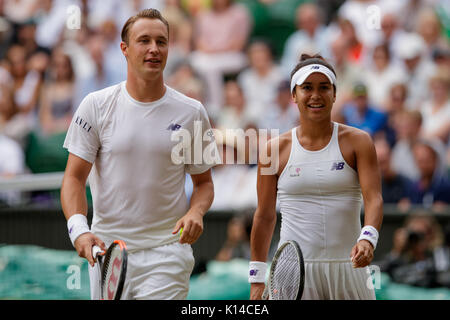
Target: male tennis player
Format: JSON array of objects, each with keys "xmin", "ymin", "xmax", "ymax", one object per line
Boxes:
[{"xmin": 61, "ymin": 9, "xmax": 218, "ymax": 299}]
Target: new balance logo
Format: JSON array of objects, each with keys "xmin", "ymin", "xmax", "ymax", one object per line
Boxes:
[
  {"xmin": 331, "ymin": 162, "xmax": 345, "ymax": 170},
  {"xmin": 167, "ymin": 123, "xmax": 182, "ymax": 131}
]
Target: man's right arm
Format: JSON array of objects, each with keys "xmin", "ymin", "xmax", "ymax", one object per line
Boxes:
[{"xmin": 61, "ymin": 153, "xmax": 106, "ymax": 266}]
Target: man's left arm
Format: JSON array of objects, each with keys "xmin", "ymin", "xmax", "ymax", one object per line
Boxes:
[{"xmin": 172, "ymin": 169, "xmax": 214, "ymax": 244}]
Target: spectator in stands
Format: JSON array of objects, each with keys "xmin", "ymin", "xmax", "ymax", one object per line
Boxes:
[
  {"xmin": 280, "ymin": 2, "xmax": 330, "ymax": 76},
  {"xmin": 0, "ymin": 66, "xmax": 32, "ymax": 148},
  {"xmin": 336, "ymin": 18, "xmax": 365, "ymax": 65},
  {"xmin": 432, "ymin": 46, "xmax": 450, "ymax": 70},
  {"xmin": 380, "ymin": 82, "xmax": 409, "ymax": 146},
  {"xmin": 341, "ymin": 81, "xmax": 388, "ymax": 137},
  {"xmin": 383, "ymin": 82, "xmax": 408, "ymax": 115},
  {"xmin": 395, "ymin": 32, "xmax": 437, "ymax": 110},
  {"xmin": 32, "ymin": 0, "xmax": 68, "ymax": 51},
  {"xmin": 404, "ymin": 140, "xmax": 450, "ymax": 210},
  {"xmin": 237, "ymin": 39, "xmax": 283, "ymax": 121},
  {"xmin": 258, "ymin": 79, "xmax": 298, "ymax": 134},
  {"xmin": 61, "ymin": 23, "xmax": 94, "ymax": 82},
  {"xmin": 364, "ymin": 43, "xmax": 405, "ymax": 110},
  {"xmin": 74, "ymin": 33, "xmax": 123, "ymax": 107},
  {"xmin": 2, "ymin": 0, "xmax": 38, "ymax": 25},
  {"xmin": 38, "ymin": 47, "xmax": 75, "ymax": 135},
  {"xmin": 415, "ymin": 7, "xmax": 449, "ymax": 60},
  {"xmin": 6, "ymin": 43, "xmax": 47, "ymax": 115},
  {"xmin": 190, "ymin": 0, "xmax": 251, "ymax": 117},
  {"xmin": 434, "ymin": 223, "xmax": 450, "ymax": 288},
  {"xmin": 97, "ymin": 19, "xmax": 127, "ymax": 83},
  {"xmin": 0, "ymin": 133, "xmax": 25, "ymax": 206},
  {"xmin": 374, "ymin": 137, "xmax": 412, "ymax": 211},
  {"xmin": 162, "ymin": 0, "xmax": 193, "ymax": 78},
  {"xmin": 166, "ymin": 61, "xmax": 204, "ymax": 103},
  {"xmin": 380, "ymin": 213, "xmax": 444, "ymax": 288},
  {"xmin": 328, "ymin": 36, "xmax": 364, "ymax": 120},
  {"xmin": 391, "ymin": 110, "xmax": 422, "ymax": 181},
  {"xmin": 215, "ymin": 214, "xmax": 252, "ymax": 261},
  {"xmin": 215, "ymin": 80, "xmax": 255, "ymax": 131},
  {"xmin": 210, "ymin": 130, "xmax": 255, "ymax": 211},
  {"xmin": 420, "ymin": 68, "xmax": 450, "ymax": 145},
  {"xmin": 375, "ymin": 12, "xmax": 407, "ymax": 65},
  {"xmin": 15, "ymin": 19, "xmax": 50, "ymax": 58},
  {"xmin": 336, "ymin": 0, "xmax": 380, "ymax": 51}
]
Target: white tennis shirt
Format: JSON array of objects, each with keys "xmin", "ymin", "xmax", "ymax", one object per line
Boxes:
[
  {"xmin": 277, "ymin": 122, "xmax": 363, "ymax": 261},
  {"xmin": 64, "ymin": 82, "xmax": 218, "ymax": 251}
]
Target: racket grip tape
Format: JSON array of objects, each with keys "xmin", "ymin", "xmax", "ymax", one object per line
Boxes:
[{"xmin": 92, "ymin": 245, "xmax": 104, "ymax": 260}]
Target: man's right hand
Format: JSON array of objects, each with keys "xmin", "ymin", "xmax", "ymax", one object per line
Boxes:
[{"xmin": 74, "ymin": 233, "xmax": 106, "ymax": 266}]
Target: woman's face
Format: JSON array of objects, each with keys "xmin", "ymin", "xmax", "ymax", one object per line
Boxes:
[
  {"xmin": 293, "ymin": 72, "xmax": 335, "ymax": 122},
  {"xmin": 53, "ymin": 52, "xmax": 73, "ymax": 81},
  {"xmin": 373, "ymin": 46, "xmax": 389, "ymax": 70}
]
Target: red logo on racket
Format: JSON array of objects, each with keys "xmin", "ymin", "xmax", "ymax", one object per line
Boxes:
[{"xmin": 107, "ymin": 257, "xmax": 122, "ymax": 299}]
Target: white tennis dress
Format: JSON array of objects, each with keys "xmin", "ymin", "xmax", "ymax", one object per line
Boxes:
[{"xmin": 277, "ymin": 122, "xmax": 376, "ymax": 300}]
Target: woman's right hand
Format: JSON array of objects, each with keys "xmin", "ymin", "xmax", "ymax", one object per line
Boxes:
[{"xmin": 250, "ymin": 283, "xmax": 266, "ymax": 300}]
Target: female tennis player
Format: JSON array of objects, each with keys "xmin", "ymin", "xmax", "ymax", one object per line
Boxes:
[{"xmin": 249, "ymin": 54, "xmax": 383, "ymax": 300}]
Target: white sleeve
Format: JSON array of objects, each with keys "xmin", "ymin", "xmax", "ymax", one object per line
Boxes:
[
  {"xmin": 63, "ymin": 94, "xmax": 101, "ymax": 163},
  {"xmin": 185, "ymin": 105, "xmax": 220, "ymax": 175}
]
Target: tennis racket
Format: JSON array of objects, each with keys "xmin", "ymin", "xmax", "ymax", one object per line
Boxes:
[
  {"xmin": 92, "ymin": 240, "xmax": 128, "ymax": 300},
  {"xmin": 262, "ymin": 240, "xmax": 305, "ymax": 300}
]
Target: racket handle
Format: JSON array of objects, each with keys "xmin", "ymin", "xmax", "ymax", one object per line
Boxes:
[
  {"xmin": 92, "ymin": 245, "xmax": 104, "ymax": 260},
  {"xmin": 262, "ymin": 286, "xmax": 269, "ymax": 300}
]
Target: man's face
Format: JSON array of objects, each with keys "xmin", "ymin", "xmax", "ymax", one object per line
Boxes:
[
  {"xmin": 413, "ymin": 144, "xmax": 437, "ymax": 178},
  {"xmin": 121, "ymin": 18, "xmax": 169, "ymax": 81}
]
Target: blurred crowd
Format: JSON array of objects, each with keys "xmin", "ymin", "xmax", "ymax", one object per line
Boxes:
[
  {"xmin": 0, "ymin": 0, "xmax": 449, "ymax": 288},
  {"xmin": 0, "ymin": 0, "xmax": 449, "ymax": 209}
]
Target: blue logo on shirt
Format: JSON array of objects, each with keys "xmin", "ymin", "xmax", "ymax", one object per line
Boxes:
[
  {"xmin": 311, "ymin": 65, "xmax": 320, "ymax": 70},
  {"xmin": 167, "ymin": 123, "xmax": 182, "ymax": 131},
  {"xmin": 331, "ymin": 162, "xmax": 345, "ymax": 170}
]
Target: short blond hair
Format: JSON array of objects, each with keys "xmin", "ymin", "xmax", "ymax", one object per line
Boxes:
[{"xmin": 121, "ymin": 8, "xmax": 169, "ymax": 44}]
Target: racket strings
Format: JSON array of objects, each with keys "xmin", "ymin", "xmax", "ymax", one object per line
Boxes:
[
  {"xmin": 102, "ymin": 248, "xmax": 124, "ymax": 299},
  {"xmin": 270, "ymin": 245, "xmax": 301, "ymax": 300}
]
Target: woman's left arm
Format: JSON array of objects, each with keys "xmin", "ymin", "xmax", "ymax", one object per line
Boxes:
[{"xmin": 351, "ymin": 131, "xmax": 384, "ymax": 268}]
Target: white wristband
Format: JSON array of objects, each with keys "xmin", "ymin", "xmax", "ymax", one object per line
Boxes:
[
  {"xmin": 67, "ymin": 214, "xmax": 90, "ymax": 247},
  {"xmin": 357, "ymin": 225, "xmax": 379, "ymax": 250},
  {"xmin": 248, "ymin": 261, "xmax": 267, "ymax": 283}
]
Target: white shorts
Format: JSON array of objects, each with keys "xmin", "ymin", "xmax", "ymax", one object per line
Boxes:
[
  {"xmin": 89, "ymin": 241, "xmax": 195, "ymax": 300},
  {"xmin": 301, "ymin": 260, "xmax": 376, "ymax": 300}
]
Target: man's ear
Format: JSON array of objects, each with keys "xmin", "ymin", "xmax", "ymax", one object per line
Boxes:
[{"xmin": 120, "ymin": 41, "xmax": 128, "ymax": 59}]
